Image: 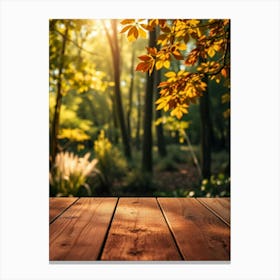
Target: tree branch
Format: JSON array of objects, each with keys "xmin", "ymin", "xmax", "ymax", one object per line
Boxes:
[{"xmin": 54, "ymin": 29, "xmax": 101, "ymax": 57}]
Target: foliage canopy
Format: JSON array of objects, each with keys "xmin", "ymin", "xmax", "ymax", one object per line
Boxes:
[{"xmin": 120, "ymin": 19, "xmax": 230, "ymax": 119}]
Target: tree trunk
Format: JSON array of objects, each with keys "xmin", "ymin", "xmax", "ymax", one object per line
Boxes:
[
  {"xmin": 199, "ymin": 76, "xmax": 212, "ymax": 179},
  {"xmin": 135, "ymin": 83, "xmax": 141, "ymax": 150},
  {"xmin": 50, "ymin": 22, "xmax": 69, "ymax": 168},
  {"xmin": 155, "ymin": 69, "xmax": 167, "ymax": 157},
  {"xmin": 127, "ymin": 48, "xmax": 135, "ymax": 142},
  {"xmin": 142, "ymin": 30, "xmax": 156, "ymax": 173},
  {"xmin": 110, "ymin": 93, "xmax": 119, "ymax": 144},
  {"xmin": 104, "ymin": 20, "xmax": 131, "ymax": 159}
]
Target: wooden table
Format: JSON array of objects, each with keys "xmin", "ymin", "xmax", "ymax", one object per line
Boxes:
[{"xmin": 49, "ymin": 197, "xmax": 230, "ymax": 261}]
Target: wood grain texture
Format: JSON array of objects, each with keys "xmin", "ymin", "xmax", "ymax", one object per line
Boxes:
[
  {"xmin": 49, "ymin": 197, "xmax": 117, "ymax": 261},
  {"xmin": 158, "ymin": 198, "xmax": 230, "ymax": 261},
  {"xmin": 197, "ymin": 198, "xmax": 230, "ymax": 225},
  {"xmin": 101, "ymin": 197, "xmax": 182, "ymax": 261},
  {"xmin": 49, "ymin": 197, "xmax": 79, "ymax": 223}
]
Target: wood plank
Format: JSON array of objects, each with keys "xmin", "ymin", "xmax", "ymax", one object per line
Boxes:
[
  {"xmin": 158, "ymin": 198, "xmax": 230, "ymax": 261},
  {"xmin": 101, "ymin": 198, "xmax": 182, "ymax": 261},
  {"xmin": 49, "ymin": 197, "xmax": 79, "ymax": 223},
  {"xmin": 197, "ymin": 198, "xmax": 230, "ymax": 225},
  {"xmin": 49, "ymin": 197, "xmax": 118, "ymax": 261}
]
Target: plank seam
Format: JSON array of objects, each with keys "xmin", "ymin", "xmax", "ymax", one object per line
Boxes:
[
  {"xmin": 49, "ymin": 198, "xmax": 80, "ymax": 224},
  {"xmin": 156, "ymin": 198, "xmax": 184, "ymax": 261},
  {"xmin": 196, "ymin": 198, "xmax": 230, "ymax": 227},
  {"xmin": 97, "ymin": 197, "xmax": 120, "ymax": 260}
]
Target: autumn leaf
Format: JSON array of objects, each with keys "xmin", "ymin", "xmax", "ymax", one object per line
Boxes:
[
  {"xmin": 170, "ymin": 105, "xmax": 188, "ymax": 120},
  {"xmin": 156, "ymin": 96, "xmax": 171, "ymax": 111},
  {"xmin": 156, "ymin": 60, "xmax": 163, "ymax": 70},
  {"xmin": 120, "ymin": 19, "xmax": 135, "ymax": 25},
  {"xmin": 165, "ymin": 71, "xmax": 176, "ymax": 78},
  {"xmin": 127, "ymin": 26, "xmax": 138, "ymax": 42},
  {"xmin": 120, "ymin": 25, "xmax": 133, "ymax": 33},
  {"xmin": 120, "ymin": 19, "xmax": 148, "ymax": 41},
  {"xmin": 207, "ymin": 47, "xmax": 216, "ymax": 58},
  {"xmin": 185, "ymin": 48, "xmax": 199, "ymax": 65},
  {"xmin": 221, "ymin": 68, "xmax": 227, "ymax": 77},
  {"xmin": 138, "ymin": 27, "xmax": 147, "ymax": 38},
  {"xmin": 146, "ymin": 47, "xmax": 158, "ymax": 56},
  {"xmin": 120, "ymin": 18, "xmax": 230, "ymax": 119},
  {"xmin": 163, "ymin": 60, "xmax": 170, "ymax": 68},
  {"xmin": 138, "ymin": 55, "xmax": 152, "ymax": 61},
  {"xmin": 136, "ymin": 54, "xmax": 155, "ymax": 75}
]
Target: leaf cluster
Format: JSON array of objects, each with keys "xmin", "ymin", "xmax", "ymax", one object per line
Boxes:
[{"xmin": 120, "ymin": 19, "xmax": 230, "ymax": 119}]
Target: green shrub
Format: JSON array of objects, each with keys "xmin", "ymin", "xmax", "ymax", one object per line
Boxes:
[
  {"xmin": 185, "ymin": 173, "xmax": 230, "ymax": 197},
  {"xmin": 94, "ymin": 130, "xmax": 128, "ymax": 191},
  {"xmin": 50, "ymin": 152, "xmax": 99, "ymax": 197}
]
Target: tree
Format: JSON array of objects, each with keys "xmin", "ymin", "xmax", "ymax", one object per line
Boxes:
[
  {"xmin": 103, "ymin": 19, "xmax": 132, "ymax": 159},
  {"xmin": 127, "ymin": 46, "xmax": 135, "ymax": 141},
  {"xmin": 141, "ymin": 29, "xmax": 156, "ymax": 173},
  {"xmin": 50, "ymin": 20, "xmax": 69, "ymax": 168},
  {"xmin": 120, "ymin": 19, "xmax": 230, "ymax": 178},
  {"xmin": 154, "ymin": 68, "xmax": 167, "ymax": 157},
  {"xmin": 50, "ymin": 20, "xmax": 110, "ymax": 157},
  {"xmin": 199, "ymin": 72, "xmax": 212, "ymax": 178}
]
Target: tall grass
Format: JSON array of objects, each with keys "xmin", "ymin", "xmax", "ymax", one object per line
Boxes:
[{"xmin": 50, "ymin": 152, "xmax": 99, "ymax": 196}]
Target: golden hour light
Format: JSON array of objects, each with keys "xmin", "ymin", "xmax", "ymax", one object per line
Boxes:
[{"xmin": 49, "ymin": 19, "xmax": 230, "ymax": 262}]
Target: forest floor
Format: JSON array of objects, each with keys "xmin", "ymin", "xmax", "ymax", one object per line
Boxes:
[
  {"xmin": 154, "ymin": 163, "xmax": 200, "ymax": 194},
  {"xmin": 110, "ymin": 162, "xmax": 201, "ymax": 197}
]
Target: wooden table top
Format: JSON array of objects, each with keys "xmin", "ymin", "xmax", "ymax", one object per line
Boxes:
[{"xmin": 49, "ymin": 197, "xmax": 230, "ymax": 261}]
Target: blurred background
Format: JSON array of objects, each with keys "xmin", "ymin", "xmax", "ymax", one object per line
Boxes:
[{"xmin": 49, "ymin": 19, "xmax": 230, "ymax": 198}]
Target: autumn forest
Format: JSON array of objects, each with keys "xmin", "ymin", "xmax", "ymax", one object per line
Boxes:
[{"xmin": 49, "ymin": 19, "xmax": 230, "ymax": 198}]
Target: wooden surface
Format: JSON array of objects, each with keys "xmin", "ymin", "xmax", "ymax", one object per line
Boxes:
[
  {"xmin": 197, "ymin": 197, "xmax": 230, "ymax": 225},
  {"xmin": 49, "ymin": 197, "xmax": 79, "ymax": 223},
  {"xmin": 50, "ymin": 197, "xmax": 230, "ymax": 261}
]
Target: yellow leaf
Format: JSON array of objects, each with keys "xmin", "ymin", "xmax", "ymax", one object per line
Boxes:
[
  {"xmin": 188, "ymin": 19, "xmax": 200, "ymax": 26},
  {"xmin": 164, "ymin": 104, "xmax": 169, "ymax": 112},
  {"xmin": 171, "ymin": 107, "xmax": 183, "ymax": 119},
  {"xmin": 165, "ymin": 71, "xmax": 176, "ymax": 78},
  {"xmin": 207, "ymin": 47, "xmax": 215, "ymax": 58},
  {"xmin": 156, "ymin": 60, "xmax": 163, "ymax": 70},
  {"xmin": 128, "ymin": 34, "xmax": 136, "ymax": 42},
  {"xmin": 175, "ymin": 30, "xmax": 185, "ymax": 37},
  {"xmin": 138, "ymin": 27, "xmax": 147, "ymax": 39},
  {"xmin": 178, "ymin": 43, "xmax": 186, "ymax": 51},
  {"xmin": 163, "ymin": 60, "xmax": 170, "ymax": 69},
  {"xmin": 156, "ymin": 102, "xmax": 167, "ymax": 110}
]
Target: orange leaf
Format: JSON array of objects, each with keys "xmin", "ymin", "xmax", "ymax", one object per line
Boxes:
[
  {"xmin": 120, "ymin": 25, "xmax": 132, "ymax": 33},
  {"xmin": 136, "ymin": 62, "xmax": 148, "ymax": 72},
  {"xmin": 140, "ymin": 23, "xmax": 153, "ymax": 31},
  {"xmin": 172, "ymin": 50, "xmax": 184, "ymax": 60},
  {"xmin": 120, "ymin": 19, "xmax": 135, "ymax": 25},
  {"xmin": 221, "ymin": 68, "xmax": 227, "ymax": 77},
  {"xmin": 138, "ymin": 55, "xmax": 152, "ymax": 61},
  {"xmin": 160, "ymin": 26, "xmax": 171, "ymax": 33},
  {"xmin": 147, "ymin": 47, "xmax": 157, "ymax": 56},
  {"xmin": 158, "ymin": 81, "xmax": 169, "ymax": 88}
]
